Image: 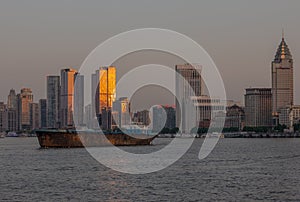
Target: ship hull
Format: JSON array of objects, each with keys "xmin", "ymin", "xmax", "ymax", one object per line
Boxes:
[{"xmin": 36, "ymin": 130, "xmax": 157, "ymax": 148}]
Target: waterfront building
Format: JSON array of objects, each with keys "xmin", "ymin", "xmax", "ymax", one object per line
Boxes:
[
  {"xmin": 47, "ymin": 76, "xmax": 60, "ymax": 128},
  {"xmin": 39, "ymin": 99, "xmax": 47, "ymax": 128},
  {"xmin": 151, "ymin": 105, "xmax": 176, "ymax": 132},
  {"xmin": 132, "ymin": 110, "xmax": 150, "ymax": 126},
  {"xmin": 224, "ymin": 104, "xmax": 245, "ymax": 130},
  {"xmin": 84, "ymin": 104, "xmax": 92, "ymax": 129},
  {"xmin": 151, "ymin": 105, "xmax": 166, "ymax": 132},
  {"xmin": 74, "ymin": 74, "xmax": 84, "ymax": 126},
  {"xmin": 244, "ymin": 88, "xmax": 272, "ymax": 127},
  {"xmin": 17, "ymin": 88, "xmax": 33, "ymax": 130},
  {"xmin": 112, "ymin": 97, "xmax": 131, "ymax": 128},
  {"xmin": 30, "ymin": 103, "xmax": 39, "ymax": 130},
  {"xmin": 0, "ymin": 102, "xmax": 6, "ymax": 132},
  {"xmin": 272, "ymin": 33, "xmax": 294, "ymax": 122},
  {"xmin": 192, "ymin": 96, "xmax": 226, "ymax": 129},
  {"xmin": 60, "ymin": 68, "xmax": 79, "ymax": 128},
  {"xmin": 101, "ymin": 108, "xmax": 112, "ymax": 130},
  {"xmin": 175, "ymin": 63, "xmax": 203, "ymax": 132},
  {"xmin": 163, "ymin": 105, "xmax": 176, "ymax": 129},
  {"xmin": 5, "ymin": 108, "xmax": 17, "ymax": 132},
  {"xmin": 92, "ymin": 66, "xmax": 116, "ymax": 128},
  {"xmin": 279, "ymin": 105, "xmax": 300, "ymax": 130}
]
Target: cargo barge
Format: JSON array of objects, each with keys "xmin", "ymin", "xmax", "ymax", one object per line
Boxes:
[{"xmin": 35, "ymin": 129, "xmax": 157, "ymax": 148}]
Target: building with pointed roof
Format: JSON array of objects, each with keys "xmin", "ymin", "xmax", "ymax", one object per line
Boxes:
[{"xmin": 271, "ymin": 32, "xmax": 294, "ymax": 122}]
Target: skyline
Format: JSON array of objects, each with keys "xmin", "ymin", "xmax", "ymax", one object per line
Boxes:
[{"xmin": 0, "ymin": 1, "xmax": 300, "ymax": 106}]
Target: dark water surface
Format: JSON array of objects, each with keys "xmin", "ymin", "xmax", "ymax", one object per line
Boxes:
[{"xmin": 1, "ymin": 137, "xmax": 300, "ymax": 201}]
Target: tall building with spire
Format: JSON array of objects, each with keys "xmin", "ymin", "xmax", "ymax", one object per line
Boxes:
[{"xmin": 272, "ymin": 31, "xmax": 294, "ymax": 121}]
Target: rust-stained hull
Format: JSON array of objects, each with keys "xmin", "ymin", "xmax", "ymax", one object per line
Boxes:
[{"xmin": 36, "ymin": 130, "xmax": 157, "ymax": 148}]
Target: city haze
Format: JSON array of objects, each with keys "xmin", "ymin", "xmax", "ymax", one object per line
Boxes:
[{"xmin": 0, "ymin": 0, "xmax": 300, "ymax": 106}]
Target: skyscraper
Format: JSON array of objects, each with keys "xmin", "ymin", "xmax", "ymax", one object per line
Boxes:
[
  {"xmin": 175, "ymin": 64, "xmax": 203, "ymax": 98},
  {"xmin": 39, "ymin": 99, "xmax": 47, "ymax": 128},
  {"xmin": 47, "ymin": 76, "xmax": 60, "ymax": 128},
  {"xmin": 74, "ymin": 74, "xmax": 84, "ymax": 126},
  {"xmin": 272, "ymin": 33, "xmax": 294, "ymax": 117},
  {"xmin": 112, "ymin": 97, "xmax": 130, "ymax": 128},
  {"xmin": 175, "ymin": 63, "xmax": 203, "ymax": 132},
  {"xmin": 92, "ymin": 66, "xmax": 116, "ymax": 128},
  {"xmin": 0, "ymin": 102, "xmax": 6, "ymax": 132},
  {"xmin": 30, "ymin": 103, "xmax": 39, "ymax": 130},
  {"xmin": 6, "ymin": 89, "xmax": 17, "ymax": 131},
  {"xmin": 60, "ymin": 68, "xmax": 78, "ymax": 128},
  {"xmin": 244, "ymin": 88, "xmax": 272, "ymax": 127},
  {"xmin": 17, "ymin": 88, "xmax": 33, "ymax": 130},
  {"xmin": 7, "ymin": 89, "xmax": 17, "ymax": 109}
]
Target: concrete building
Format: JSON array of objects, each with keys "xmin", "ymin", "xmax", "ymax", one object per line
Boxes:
[
  {"xmin": 101, "ymin": 108, "xmax": 112, "ymax": 130},
  {"xmin": 272, "ymin": 33, "xmax": 294, "ymax": 121},
  {"xmin": 30, "ymin": 103, "xmax": 39, "ymax": 130},
  {"xmin": 7, "ymin": 89, "xmax": 17, "ymax": 109},
  {"xmin": 192, "ymin": 96, "xmax": 225, "ymax": 123},
  {"xmin": 151, "ymin": 105, "xmax": 176, "ymax": 132},
  {"xmin": 175, "ymin": 63, "xmax": 203, "ymax": 132},
  {"xmin": 244, "ymin": 88, "xmax": 272, "ymax": 127},
  {"xmin": 225, "ymin": 104, "xmax": 245, "ymax": 130},
  {"xmin": 5, "ymin": 109, "xmax": 17, "ymax": 132},
  {"xmin": 74, "ymin": 74, "xmax": 84, "ymax": 126},
  {"xmin": 47, "ymin": 76, "xmax": 60, "ymax": 128},
  {"xmin": 39, "ymin": 99, "xmax": 47, "ymax": 128},
  {"xmin": 163, "ymin": 105, "xmax": 176, "ymax": 129},
  {"xmin": 279, "ymin": 105, "xmax": 300, "ymax": 130},
  {"xmin": 132, "ymin": 110, "xmax": 150, "ymax": 126},
  {"xmin": 151, "ymin": 106, "xmax": 166, "ymax": 132},
  {"xmin": 84, "ymin": 104, "xmax": 92, "ymax": 129},
  {"xmin": 17, "ymin": 88, "xmax": 33, "ymax": 130},
  {"xmin": 0, "ymin": 102, "xmax": 6, "ymax": 132},
  {"xmin": 112, "ymin": 97, "xmax": 131, "ymax": 128}
]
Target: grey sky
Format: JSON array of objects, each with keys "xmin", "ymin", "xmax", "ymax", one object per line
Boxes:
[{"xmin": 0, "ymin": 0, "xmax": 299, "ymax": 109}]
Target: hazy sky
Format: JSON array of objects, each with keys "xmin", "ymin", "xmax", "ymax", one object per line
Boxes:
[{"xmin": 0, "ymin": 0, "xmax": 300, "ymax": 109}]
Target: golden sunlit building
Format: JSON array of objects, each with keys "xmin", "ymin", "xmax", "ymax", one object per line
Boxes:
[
  {"xmin": 60, "ymin": 68, "xmax": 78, "ymax": 128},
  {"xmin": 17, "ymin": 88, "xmax": 33, "ymax": 130},
  {"xmin": 92, "ymin": 66, "xmax": 116, "ymax": 128}
]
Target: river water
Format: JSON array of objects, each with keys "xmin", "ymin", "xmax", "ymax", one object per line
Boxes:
[{"xmin": 1, "ymin": 137, "xmax": 300, "ymax": 201}]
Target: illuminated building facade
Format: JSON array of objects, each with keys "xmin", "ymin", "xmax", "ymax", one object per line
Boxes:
[
  {"xmin": 92, "ymin": 66, "xmax": 116, "ymax": 128},
  {"xmin": 17, "ymin": 88, "xmax": 33, "ymax": 130},
  {"xmin": 60, "ymin": 68, "xmax": 78, "ymax": 128},
  {"xmin": 112, "ymin": 97, "xmax": 130, "ymax": 128}
]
